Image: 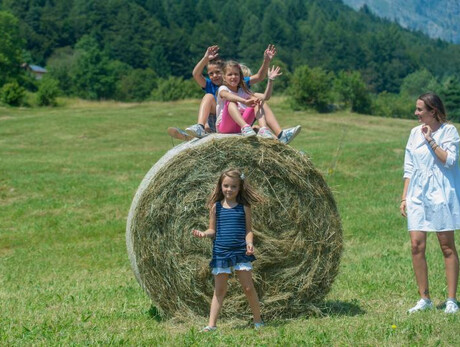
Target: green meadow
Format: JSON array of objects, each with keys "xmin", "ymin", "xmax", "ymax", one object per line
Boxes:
[{"xmin": 1, "ymin": 98, "xmax": 459, "ymax": 345}]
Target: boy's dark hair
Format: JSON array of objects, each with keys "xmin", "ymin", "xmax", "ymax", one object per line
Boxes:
[{"xmin": 208, "ymin": 58, "xmax": 224, "ymax": 70}]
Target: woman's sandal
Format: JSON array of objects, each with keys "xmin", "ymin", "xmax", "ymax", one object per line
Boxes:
[{"xmin": 200, "ymin": 325, "xmax": 217, "ymax": 332}]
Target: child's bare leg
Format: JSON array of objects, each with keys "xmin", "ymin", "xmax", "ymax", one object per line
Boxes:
[
  {"xmin": 254, "ymin": 104, "xmax": 268, "ymax": 128},
  {"xmin": 236, "ymin": 270, "xmax": 262, "ymax": 323},
  {"xmin": 262, "ymin": 103, "xmax": 282, "ymax": 136},
  {"xmin": 198, "ymin": 94, "xmax": 216, "ymax": 126},
  {"xmin": 208, "ymin": 273, "xmax": 229, "ymax": 327}
]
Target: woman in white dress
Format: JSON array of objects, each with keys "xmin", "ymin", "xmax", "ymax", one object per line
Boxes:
[{"xmin": 401, "ymin": 93, "xmax": 460, "ymax": 314}]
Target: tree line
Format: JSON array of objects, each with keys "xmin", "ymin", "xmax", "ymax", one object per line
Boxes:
[{"xmin": 1, "ymin": 0, "xmax": 460, "ymax": 119}]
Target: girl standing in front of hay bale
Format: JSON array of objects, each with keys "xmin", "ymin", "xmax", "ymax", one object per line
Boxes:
[{"xmin": 192, "ymin": 168, "xmax": 264, "ymax": 331}]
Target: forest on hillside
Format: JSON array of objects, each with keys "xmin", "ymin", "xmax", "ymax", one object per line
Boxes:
[{"xmin": 1, "ymin": 0, "xmax": 460, "ymax": 118}]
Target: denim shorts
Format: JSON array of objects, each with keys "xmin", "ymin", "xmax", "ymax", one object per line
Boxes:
[{"xmin": 212, "ymin": 262, "xmax": 253, "ymax": 275}]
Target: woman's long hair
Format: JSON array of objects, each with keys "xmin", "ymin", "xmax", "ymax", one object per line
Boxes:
[
  {"xmin": 418, "ymin": 92, "xmax": 448, "ymax": 124},
  {"xmin": 207, "ymin": 168, "xmax": 264, "ymax": 208}
]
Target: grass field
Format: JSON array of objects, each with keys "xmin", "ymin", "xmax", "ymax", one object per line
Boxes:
[{"xmin": 1, "ymin": 98, "xmax": 459, "ymax": 345}]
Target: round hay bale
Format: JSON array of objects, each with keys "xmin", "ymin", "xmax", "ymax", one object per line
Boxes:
[{"xmin": 126, "ymin": 134, "xmax": 342, "ymax": 320}]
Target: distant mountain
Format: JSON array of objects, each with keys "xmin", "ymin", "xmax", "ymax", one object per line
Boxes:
[{"xmin": 342, "ymin": 0, "xmax": 460, "ymax": 43}]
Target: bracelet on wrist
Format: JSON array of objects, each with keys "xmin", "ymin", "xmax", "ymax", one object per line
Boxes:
[{"xmin": 401, "ymin": 199, "xmax": 406, "ymax": 202}]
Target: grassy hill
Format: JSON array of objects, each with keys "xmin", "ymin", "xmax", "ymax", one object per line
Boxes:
[{"xmin": 0, "ymin": 99, "xmax": 459, "ymax": 344}]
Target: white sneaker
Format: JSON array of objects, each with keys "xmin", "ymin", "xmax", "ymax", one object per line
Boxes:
[
  {"xmin": 241, "ymin": 125, "xmax": 256, "ymax": 137},
  {"xmin": 185, "ymin": 124, "xmax": 207, "ymax": 138},
  {"xmin": 445, "ymin": 300, "xmax": 459, "ymax": 314},
  {"xmin": 257, "ymin": 127, "xmax": 276, "ymax": 139},
  {"xmin": 407, "ymin": 298, "xmax": 433, "ymax": 313},
  {"xmin": 279, "ymin": 125, "xmax": 301, "ymax": 144}
]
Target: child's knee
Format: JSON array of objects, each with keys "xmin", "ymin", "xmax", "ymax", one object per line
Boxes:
[
  {"xmin": 203, "ymin": 94, "xmax": 215, "ymax": 103},
  {"xmin": 241, "ymin": 282, "xmax": 255, "ymax": 295}
]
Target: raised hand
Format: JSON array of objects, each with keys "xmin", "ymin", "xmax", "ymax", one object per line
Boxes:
[
  {"xmin": 421, "ymin": 124, "xmax": 432, "ymax": 140},
  {"xmin": 267, "ymin": 66, "xmax": 282, "ymax": 80},
  {"xmin": 205, "ymin": 45, "xmax": 219, "ymax": 60},
  {"xmin": 264, "ymin": 44, "xmax": 277, "ymax": 61}
]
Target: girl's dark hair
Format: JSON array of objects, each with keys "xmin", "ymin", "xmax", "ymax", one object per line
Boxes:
[
  {"xmin": 207, "ymin": 168, "xmax": 264, "ymax": 208},
  {"xmin": 223, "ymin": 60, "xmax": 252, "ymax": 95},
  {"xmin": 418, "ymin": 92, "xmax": 448, "ymax": 123}
]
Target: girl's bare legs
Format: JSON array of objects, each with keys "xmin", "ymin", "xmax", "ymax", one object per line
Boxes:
[
  {"xmin": 410, "ymin": 231, "xmax": 430, "ymax": 298},
  {"xmin": 254, "ymin": 104, "xmax": 268, "ymax": 128},
  {"xmin": 236, "ymin": 270, "xmax": 262, "ymax": 323},
  {"xmin": 261, "ymin": 103, "xmax": 282, "ymax": 136},
  {"xmin": 198, "ymin": 94, "xmax": 216, "ymax": 127},
  {"xmin": 437, "ymin": 231, "xmax": 459, "ymax": 299},
  {"xmin": 208, "ymin": 273, "xmax": 229, "ymax": 327}
]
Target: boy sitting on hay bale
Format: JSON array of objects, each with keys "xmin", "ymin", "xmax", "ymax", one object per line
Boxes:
[{"xmin": 168, "ymin": 45, "xmax": 301, "ymax": 144}]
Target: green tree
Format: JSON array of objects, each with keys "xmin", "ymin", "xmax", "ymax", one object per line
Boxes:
[
  {"xmin": 334, "ymin": 71, "xmax": 372, "ymax": 114},
  {"xmin": 0, "ymin": 11, "xmax": 25, "ymax": 86},
  {"xmin": 238, "ymin": 14, "xmax": 266, "ymax": 67},
  {"xmin": 151, "ymin": 76, "xmax": 201, "ymax": 101},
  {"xmin": 289, "ymin": 65, "xmax": 334, "ymax": 112},
  {"xmin": 116, "ymin": 68, "xmax": 157, "ymax": 101},
  {"xmin": 47, "ymin": 46, "xmax": 76, "ymax": 95},
  {"xmin": 400, "ymin": 69, "xmax": 441, "ymax": 98},
  {"xmin": 105, "ymin": 1, "xmax": 160, "ymax": 69},
  {"xmin": 0, "ymin": 81, "xmax": 26, "ymax": 106},
  {"xmin": 71, "ymin": 35, "xmax": 116, "ymax": 100},
  {"xmin": 372, "ymin": 92, "xmax": 413, "ymax": 119},
  {"xmin": 36, "ymin": 76, "xmax": 60, "ymax": 106},
  {"xmin": 441, "ymin": 77, "xmax": 460, "ymax": 122}
]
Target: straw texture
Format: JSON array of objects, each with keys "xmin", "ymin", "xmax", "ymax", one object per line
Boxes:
[{"xmin": 126, "ymin": 134, "xmax": 342, "ymax": 319}]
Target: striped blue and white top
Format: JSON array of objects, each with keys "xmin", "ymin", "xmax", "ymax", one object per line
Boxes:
[{"xmin": 210, "ymin": 201, "xmax": 256, "ymax": 268}]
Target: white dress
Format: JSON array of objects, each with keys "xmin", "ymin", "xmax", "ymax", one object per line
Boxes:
[{"xmin": 404, "ymin": 123, "xmax": 460, "ymax": 231}]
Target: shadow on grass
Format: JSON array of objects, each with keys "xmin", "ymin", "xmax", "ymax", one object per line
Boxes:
[
  {"xmin": 147, "ymin": 300, "xmax": 365, "ymax": 327},
  {"xmin": 232, "ymin": 300, "xmax": 366, "ymax": 330},
  {"xmin": 147, "ymin": 305, "xmax": 164, "ymax": 322},
  {"xmin": 319, "ymin": 299, "xmax": 365, "ymax": 317}
]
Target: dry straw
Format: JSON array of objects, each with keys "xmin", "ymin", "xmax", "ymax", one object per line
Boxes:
[{"xmin": 126, "ymin": 134, "xmax": 342, "ymax": 320}]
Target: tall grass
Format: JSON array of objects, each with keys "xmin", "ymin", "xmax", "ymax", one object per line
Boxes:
[{"xmin": 0, "ymin": 98, "xmax": 458, "ymax": 345}]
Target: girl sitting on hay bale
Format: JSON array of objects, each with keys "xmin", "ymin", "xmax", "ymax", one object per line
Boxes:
[
  {"xmin": 216, "ymin": 61, "xmax": 286, "ymax": 139},
  {"xmin": 192, "ymin": 168, "xmax": 264, "ymax": 331}
]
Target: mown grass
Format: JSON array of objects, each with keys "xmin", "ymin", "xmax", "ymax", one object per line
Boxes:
[{"xmin": 1, "ymin": 97, "xmax": 459, "ymax": 345}]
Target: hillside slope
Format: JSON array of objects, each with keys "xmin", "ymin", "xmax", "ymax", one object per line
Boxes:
[{"xmin": 342, "ymin": 0, "xmax": 460, "ymax": 43}]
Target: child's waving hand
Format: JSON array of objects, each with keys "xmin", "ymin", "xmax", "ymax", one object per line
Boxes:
[
  {"xmin": 268, "ymin": 66, "xmax": 282, "ymax": 81},
  {"xmin": 264, "ymin": 44, "xmax": 277, "ymax": 61},
  {"xmin": 205, "ymin": 45, "xmax": 220, "ymax": 60}
]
